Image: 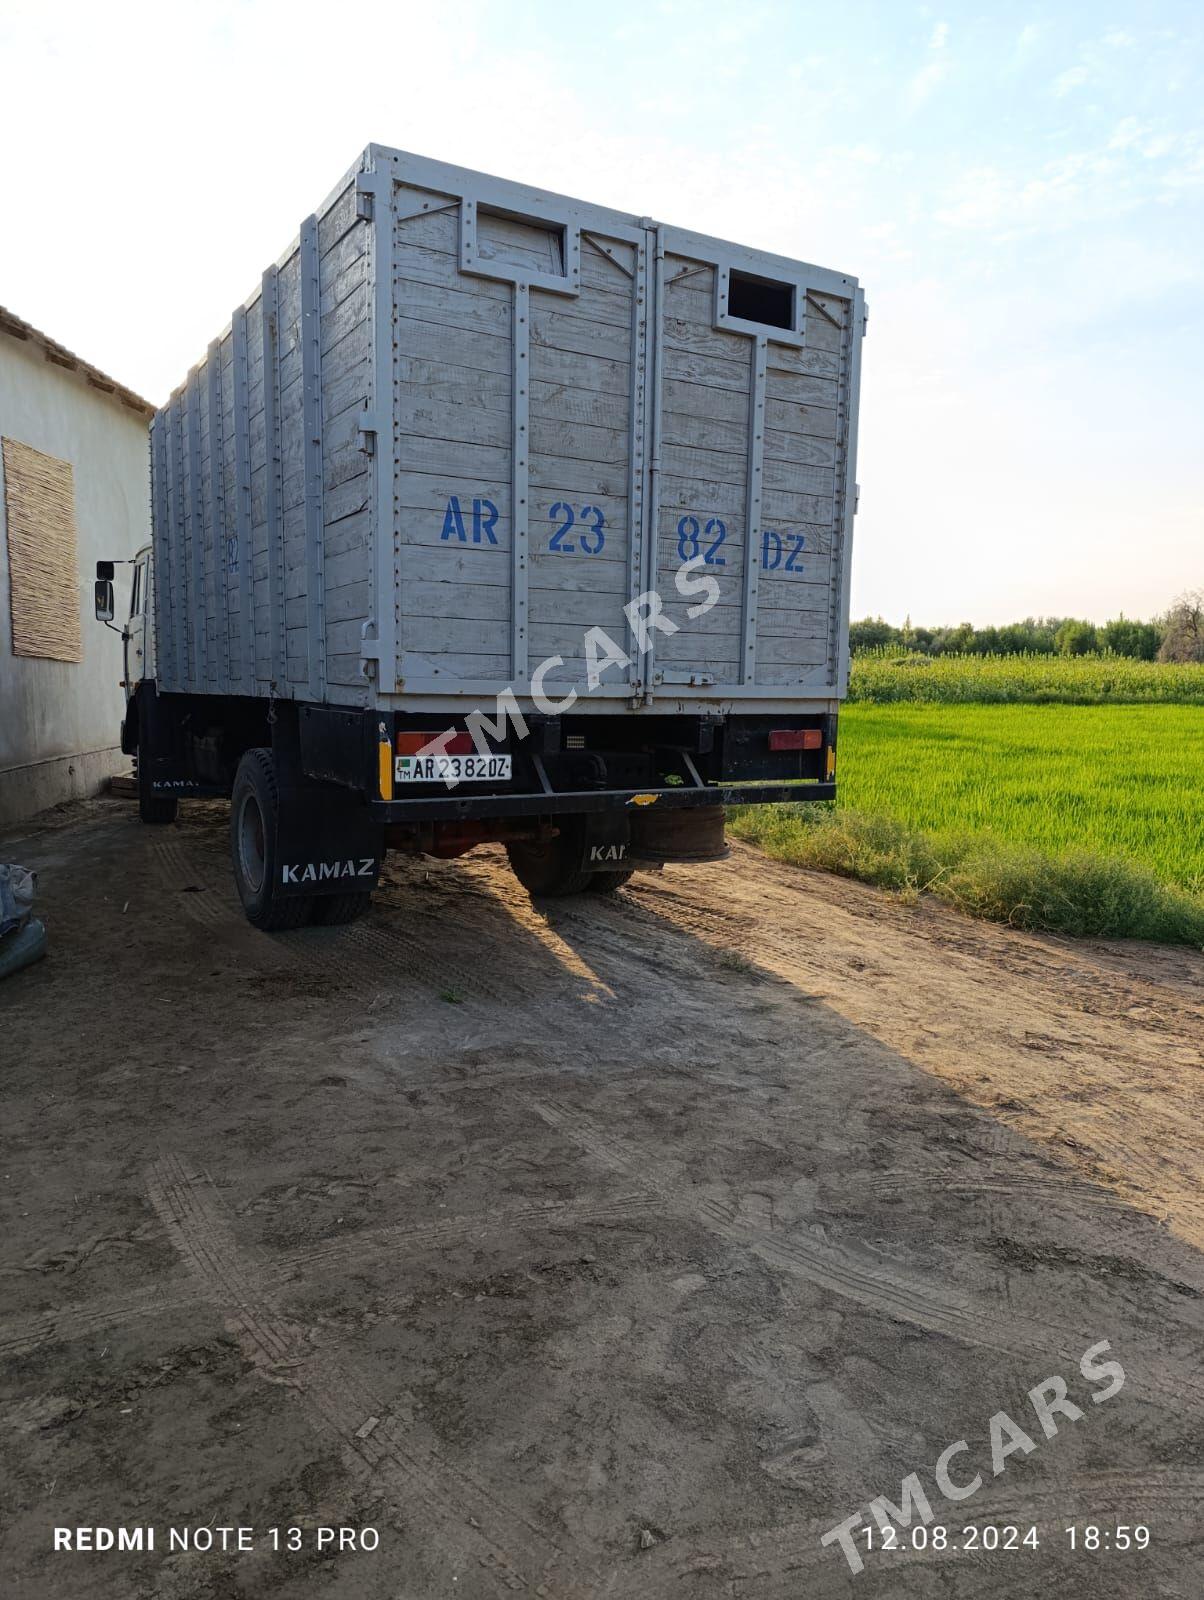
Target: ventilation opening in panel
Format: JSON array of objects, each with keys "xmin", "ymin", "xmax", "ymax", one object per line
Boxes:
[
  {"xmin": 476, "ymin": 208, "xmax": 566, "ymax": 277},
  {"xmin": 728, "ymin": 269, "xmax": 795, "ymax": 330}
]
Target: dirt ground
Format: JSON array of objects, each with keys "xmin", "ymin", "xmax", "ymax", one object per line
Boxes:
[{"xmin": 2, "ymin": 793, "xmax": 1202, "ymax": 1599}]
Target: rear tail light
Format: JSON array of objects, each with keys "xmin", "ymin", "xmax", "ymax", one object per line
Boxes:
[
  {"xmin": 395, "ymin": 730, "xmax": 474, "ymax": 755},
  {"xmin": 768, "ymin": 728, "xmax": 823, "ymax": 751}
]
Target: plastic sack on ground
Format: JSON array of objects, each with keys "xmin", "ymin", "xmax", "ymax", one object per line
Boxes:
[
  {"xmin": 0, "ymin": 864, "xmax": 36, "ymax": 937},
  {"xmin": 0, "ymin": 865, "xmax": 45, "ymax": 978},
  {"xmin": 0, "ymin": 918, "xmax": 46, "ymax": 978}
]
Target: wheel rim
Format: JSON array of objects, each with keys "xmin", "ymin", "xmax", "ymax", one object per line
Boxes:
[{"xmin": 237, "ymin": 791, "xmax": 267, "ymax": 893}]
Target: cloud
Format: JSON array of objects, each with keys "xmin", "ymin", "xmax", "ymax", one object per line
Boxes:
[
  {"xmin": 934, "ymin": 148, "xmax": 1103, "ymax": 233},
  {"xmin": 932, "ymin": 115, "xmax": 1204, "ymax": 240},
  {"xmin": 1108, "ymin": 116, "xmax": 1145, "ymax": 150},
  {"xmin": 905, "ymin": 19, "xmax": 951, "ymax": 108},
  {"xmin": 1157, "ymin": 146, "xmax": 1204, "ymax": 194},
  {"xmin": 1053, "ymin": 64, "xmax": 1089, "ymax": 97},
  {"xmin": 907, "ymin": 59, "xmax": 949, "ymax": 106}
]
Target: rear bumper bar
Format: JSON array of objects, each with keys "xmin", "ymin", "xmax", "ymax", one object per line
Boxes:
[{"xmin": 368, "ymin": 781, "xmax": 834, "ymax": 823}]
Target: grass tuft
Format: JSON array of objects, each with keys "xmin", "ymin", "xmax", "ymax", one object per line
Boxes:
[{"xmin": 728, "ymin": 805, "xmax": 1204, "ymax": 946}]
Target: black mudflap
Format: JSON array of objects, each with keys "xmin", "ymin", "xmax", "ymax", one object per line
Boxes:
[
  {"xmin": 579, "ymin": 811, "xmax": 632, "ymax": 875},
  {"xmin": 274, "ymin": 726, "xmax": 384, "ymax": 899}
]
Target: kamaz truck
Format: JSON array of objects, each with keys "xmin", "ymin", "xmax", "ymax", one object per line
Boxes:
[{"xmin": 95, "ymin": 144, "xmax": 864, "ymax": 929}]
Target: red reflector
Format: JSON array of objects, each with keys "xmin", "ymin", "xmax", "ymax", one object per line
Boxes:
[
  {"xmin": 769, "ymin": 729, "xmax": 823, "ymax": 751},
  {"xmin": 395, "ymin": 730, "xmax": 474, "ymax": 755}
]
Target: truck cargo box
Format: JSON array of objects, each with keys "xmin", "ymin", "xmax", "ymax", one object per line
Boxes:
[{"xmin": 150, "ymin": 144, "xmax": 863, "ymax": 717}]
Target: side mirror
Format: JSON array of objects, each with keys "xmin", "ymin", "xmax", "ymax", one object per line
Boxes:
[{"xmin": 94, "ymin": 578, "xmax": 115, "ymax": 622}]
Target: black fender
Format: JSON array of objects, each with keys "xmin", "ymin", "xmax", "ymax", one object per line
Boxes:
[{"xmin": 120, "ymin": 688, "xmax": 140, "ymax": 756}]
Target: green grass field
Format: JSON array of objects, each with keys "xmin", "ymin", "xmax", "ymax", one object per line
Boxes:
[
  {"xmin": 850, "ymin": 651, "xmax": 1204, "ymax": 705},
  {"xmin": 836, "ymin": 703, "xmax": 1204, "ymax": 890},
  {"xmin": 729, "ymin": 672, "xmax": 1204, "ymax": 946}
]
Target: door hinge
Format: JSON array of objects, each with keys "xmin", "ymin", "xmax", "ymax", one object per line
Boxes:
[
  {"xmin": 357, "ymin": 413, "xmax": 381, "ymax": 455},
  {"xmin": 355, "ymin": 171, "xmax": 382, "ymax": 222}
]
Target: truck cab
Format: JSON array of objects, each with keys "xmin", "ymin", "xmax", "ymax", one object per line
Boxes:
[
  {"xmin": 123, "ymin": 544, "xmax": 154, "ymax": 695},
  {"xmin": 96, "ymin": 546, "xmax": 172, "ymax": 823}
]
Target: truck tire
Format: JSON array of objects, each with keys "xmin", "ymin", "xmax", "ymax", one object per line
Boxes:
[
  {"xmin": 137, "ymin": 748, "xmax": 177, "ymax": 825},
  {"xmin": 506, "ymin": 824, "xmax": 595, "ymax": 897},
  {"xmin": 585, "ymin": 869, "xmax": 635, "ymax": 894},
  {"xmin": 310, "ymin": 891, "xmax": 372, "ymax": 925},
  {"xmin": 230, "ymin": 748, "xmax": 313, "ymax": 930}
]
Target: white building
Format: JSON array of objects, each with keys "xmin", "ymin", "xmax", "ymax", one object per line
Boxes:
[{"xmin": 0, "ymin": 308, "xmax": 153, "ymax": 827}]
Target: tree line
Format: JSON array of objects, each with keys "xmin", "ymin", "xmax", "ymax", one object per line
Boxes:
[{"xmin": 850, "ymin": 590, "xmax": 1204, "ymax": 663}]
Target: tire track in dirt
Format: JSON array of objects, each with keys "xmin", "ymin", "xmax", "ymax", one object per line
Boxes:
[
  {"xmin": 620, "ymin": 866, "xmax": 1204, "ymax": 1052},
  {"xmin": 527, "ymin": 1098, "xmax": 1022, "ymax": 1355},
  {"xmin": 904, "ymin": 921, "xmax": 1204, "ymax": 1038},
  {"xmin": 328, "ymin": 915, "xmax": 531, "ymax": 1005},
  {"xmin": 553, "ymin": 878, "xmax": 864, "ymax": 1004},
  {"xmin": 285, "ymin": 911, "xmax": 601, "ymax": 1010},
  {"xmin": 0, "ymin": 1191, "xmax": 649, "ymax": 1360},
  {"xmin": 279, "ymin": 1190, "xmax": 649, "ymax": 1276},
  {"xmin": 282, "ymin": 917, "xmax": 462, "ymax": 997},
  {"xmin": 150, "ymin": 839, "xmax": 241, "ymax": 932},
  {"xmin": 145, "ymin": 1154, "xmax": 600, "ymax": 1597},
  {"xmin": 599, "ymin": 860, "xmax": 1204, "ymax": 1249},
  {"xmin": 867, "ymin": 1171, "xmax": 1123, "ymax": 1208},
  {"xmin": 0, "ymin": 1281, "xmax": 209, "ymax": 1361},
  {"xmin": 527, "ymin": 1097, "xmax": 1204, "ymax": 1413},
  {"xmin": 380, "ymin": 871, "xmax": 621, "ymax": 1013}
]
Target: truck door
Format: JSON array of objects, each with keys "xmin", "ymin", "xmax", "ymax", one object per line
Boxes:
[
  {"xmin": 387, "ymin": 178, "xmax": 651, "ymax": 700},
  {"xmin": 642, "ymin": 229, "xmax": 851, "ymax": 699},
  {"xmin": 125, "ymin": 553, "xmax": 149, "ymax": 695}
]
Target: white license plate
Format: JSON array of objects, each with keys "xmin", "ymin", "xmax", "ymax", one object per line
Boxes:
[{"xmin": 394, "ymin": 753, "xmax": 512, "ymax": 784}]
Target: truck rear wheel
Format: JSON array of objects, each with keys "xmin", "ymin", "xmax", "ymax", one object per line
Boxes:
[
  {"xmin": 137, "ymin": 747, "xmax": 177, "ymax": 825},
  {"xmin": 585, "ymin": 869, "xmax": 635, "ymax": 894},
  {"xmin": 230, "ymin": 748, "xmax": 313, "ymax": 930},
  {"xmin": 310, "ymin": 891, "xmax": 372, "ymax": 925},
  {"xmin": 506, "ymin": 823, "xmax": 595, "ymax": 897}
]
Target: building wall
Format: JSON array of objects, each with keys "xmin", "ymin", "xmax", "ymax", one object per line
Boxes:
[{"xmin": 0, "ymin": 336, "xmax": 150, "ymax": 828}]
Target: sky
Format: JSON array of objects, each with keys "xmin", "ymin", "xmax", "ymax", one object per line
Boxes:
[{"xmin": 0, "ymin": 0, "xmax": 1200, "ymax": 625}]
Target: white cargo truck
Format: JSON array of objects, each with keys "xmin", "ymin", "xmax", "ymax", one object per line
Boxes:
[{"xmin": 95, "ymin": 144, "xmax": 864, "ymax": 928}]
